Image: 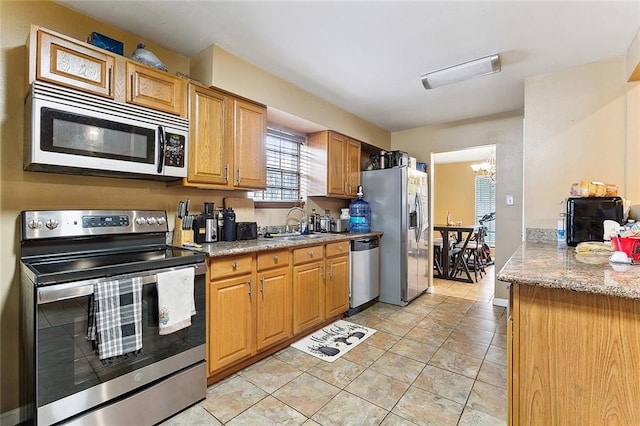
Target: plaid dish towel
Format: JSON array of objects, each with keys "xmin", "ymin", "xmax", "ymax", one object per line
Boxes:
[{"xmin": 87, "ymin": 277, "xmax": 143, "ymax": 360}]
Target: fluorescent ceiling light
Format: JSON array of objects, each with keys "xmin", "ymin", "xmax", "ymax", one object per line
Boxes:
[{"xmin": 421, "ymin": 54, "xmax": 501, "ymax": 90}]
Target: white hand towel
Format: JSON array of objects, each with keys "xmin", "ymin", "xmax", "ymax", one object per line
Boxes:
[{"xmin": 157, "ymin": 267, "xmax": 195, "ymax": 335}]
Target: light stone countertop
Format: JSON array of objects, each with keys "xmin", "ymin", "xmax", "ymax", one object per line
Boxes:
[
  {"xmin": 181, "ymin": 232, "xmax": 382, "ymax": 258},
  {"xmin": 497, "ymin": 241, "xmax": 640, "ymax": 300}
]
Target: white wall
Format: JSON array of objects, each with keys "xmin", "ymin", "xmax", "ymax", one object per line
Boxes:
[
  {"xmin": 524, "ymin": 56, "xmax": 631, "ymax": 230},
  {"xmin": 391, "ymin": 113, "xmax": 524, "ymax": 301}
]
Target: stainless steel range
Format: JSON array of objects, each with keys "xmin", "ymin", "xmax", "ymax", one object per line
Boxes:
[{"xmin": 19, "ymin": 210, "xmax": 207, "ymax": 425}]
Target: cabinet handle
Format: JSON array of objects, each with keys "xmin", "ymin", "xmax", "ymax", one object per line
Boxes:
[
  {"xmin": 308, "ymin": 251, "xmax": 314, "ymax": 258},
  {"xmin": 321, "ymin": 264, "xmax": 325, "ymax": 279},
  {"xmin": 130, "ymin": 73, "xmax": 136, "ymax": 98},
  {"xmin": 338, "ymin": 246, "xmax": 343, "ymax": 252},
  {"xmin": 248, "ymin": 279, "xmax": 253, "ymax": 298},
  {"xmin": 260, "ymin": 276, "xmax": 265, "ymax": 294},
  {"xmin": 108, "ymin": 66, "xmax": 113, "ymax": 96},
  {"xmin": 236, "ymin": 168, "xmax": 241, "ymax": 185},
  {"xmin": 231, "ymin": 261, "xmax": 238, "ymax": 270},
  {"xmin": 224, "ymin": 164, "xmax": 229, "ymax": 182},
  {"xmin": 329, "ymin": 262, "xmax": 333, "ymax": 278},
  {"xmin": 273, "ymin": 255, "xmax": 279, "ymax": 263}
]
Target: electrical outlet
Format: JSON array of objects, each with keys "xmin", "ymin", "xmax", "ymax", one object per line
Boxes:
[{"xmin": 506, "ymin": 195, "xmax": 514, "ymax": 206}]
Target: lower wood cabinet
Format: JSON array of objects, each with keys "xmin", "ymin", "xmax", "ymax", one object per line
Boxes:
[
  {"xmin": 508, "ymin": 283, "xmax": 640, "ymax": 425},
  {"xmin": 207, "ymin": 241, "xmax": 352, "ymax": 379},
  {"xmin": 256, "ymin": 250, "xmax": 292, "ymax": 351},
  {"xmin": 292, "ymin": 259, "xmax": 325, "ymax": 335},
  {"xmin": 325, "ymin": 241, "xmax": 350, "ymax": 319},
  {"xmin": 207, "ymin": 261, "xmax": 254, "ymax": 374}
]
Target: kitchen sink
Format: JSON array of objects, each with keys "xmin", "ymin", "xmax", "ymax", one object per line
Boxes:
[{"xmin": 280, "ymin": 234, "xmax": 327, "ymax": 241}]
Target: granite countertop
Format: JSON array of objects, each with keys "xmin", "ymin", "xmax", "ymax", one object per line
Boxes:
[
  {"xmin": 497, "ymin": 241, "xmax": 640, "ymax": 300},
  {"xmin": 187, "ymin": 232, "xmax": 382, "ymax": 258}
]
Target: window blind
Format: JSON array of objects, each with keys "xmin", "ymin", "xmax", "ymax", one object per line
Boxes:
[
  {"xmin": 475, "ymin": 176, "xmax": 496, "ymax": 246},
  {"xmin": 249, "ymin": 127, "xmax": 305, "ymax": 201}
]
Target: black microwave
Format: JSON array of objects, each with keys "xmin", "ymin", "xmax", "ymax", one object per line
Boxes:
[
  {"xmin": 566, "ymin": 196, "xmax": 623, "ymax": 246},
  {"xmin": 24, "ymin": 81, "xmax": 189, "ymax": 180}
]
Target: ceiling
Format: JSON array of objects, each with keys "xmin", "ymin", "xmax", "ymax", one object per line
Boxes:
[{"xmin": 56, "ymin": 1, "xmax": 640, "ymax": 133}]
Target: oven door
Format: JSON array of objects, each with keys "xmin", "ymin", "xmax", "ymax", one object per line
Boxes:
[
  {"xmin": 25, "ymin": 82, "xmax": 188, "ymax": 179},
  {"xmin": 32, "ymin": 263, "xmax": 206, "ymax": 425}
]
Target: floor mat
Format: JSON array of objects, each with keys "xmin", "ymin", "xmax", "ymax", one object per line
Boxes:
[{"xmin": 290, "ymin": 320, "xmax": 376, "ymax": 362}]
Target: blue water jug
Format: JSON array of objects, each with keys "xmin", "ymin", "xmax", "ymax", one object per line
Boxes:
[{"xmin": 349, "ymin": 185, "xmax": 370, "ymax": 233}]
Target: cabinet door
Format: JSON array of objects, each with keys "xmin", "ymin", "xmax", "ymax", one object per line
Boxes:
[
  {"xmin": 326, "ymin": 132, "xmax": 346, "ymax": 196},
  {"xmin": 233, "ymin": 98, "xmax": 266, "ymax": 189},
  {"xmin": 208, "ymin": 274, "xmax": 254, "ymax": 374},
  {"xmin": 325, "ymin": 255, "xmax": 349, "ymax": 318},
  {"xmin": 37, "ymin": 30, "xmax": 114, "ymax": 97},
  {"xmin": 188, "ymin": 85, "xmax": 232, "ymax": 186},
  {"xmin": 346, "ymin": 138, "xmax": 361, "ymax": 197},
  {"xmin": 256, "ymin": 267, "xmax": 292, "ymax": 351},
  {"xmin": 292, "ymin": 261, "xmax": 324, "ymax": 334},
  {"xmin": 126, "ymin": 61, "xmax": 187, "ymax": 116}
]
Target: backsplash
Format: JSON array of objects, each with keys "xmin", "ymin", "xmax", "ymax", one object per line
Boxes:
[{"xmin": 526, "ymin": 228, "xmax": 556, "ymax": 242}]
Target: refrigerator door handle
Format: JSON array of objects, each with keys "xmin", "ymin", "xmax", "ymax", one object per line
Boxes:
[{"xmin": 415, "ymin": 193, "xmax": 422, "ymax": 242}]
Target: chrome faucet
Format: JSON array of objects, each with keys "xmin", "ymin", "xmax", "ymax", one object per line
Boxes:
[{"xmin": 285, "ymin": 206, "xmax": 305, "ymax": 233}]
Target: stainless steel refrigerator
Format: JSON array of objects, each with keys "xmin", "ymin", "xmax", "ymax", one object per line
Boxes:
[{"xmin": 361, "ymin": 167, "xmax": 431, "ymax": 306}]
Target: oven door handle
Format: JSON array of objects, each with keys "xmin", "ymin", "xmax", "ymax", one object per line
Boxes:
[{"xmin": 36, "ymin": 263, "xmax": 206, "ymax": 305}]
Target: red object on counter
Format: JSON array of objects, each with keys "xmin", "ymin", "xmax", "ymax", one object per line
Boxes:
[{"xmin": 611, "ymin": 236, "xmax": 640, "ymax": 261}]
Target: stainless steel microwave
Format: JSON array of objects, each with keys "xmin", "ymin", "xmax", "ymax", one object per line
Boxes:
[{"xmin": 24, "ymin": 81, "xmax": 189, "ymax": 180}]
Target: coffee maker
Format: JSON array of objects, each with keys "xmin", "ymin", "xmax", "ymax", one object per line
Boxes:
[{"xmin": 193, "ymin": 202, "xmax": 217, "ymax": 243}]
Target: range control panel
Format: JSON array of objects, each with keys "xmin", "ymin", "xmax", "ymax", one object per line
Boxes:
[{"xmin": 21, "ymin": 210, "xmax": 168, "ymax": 240}]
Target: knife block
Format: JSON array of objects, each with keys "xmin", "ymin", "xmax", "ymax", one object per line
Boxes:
[{"xmin": 172, "ymin": 217, "xmax": 194, "ymax": 246}]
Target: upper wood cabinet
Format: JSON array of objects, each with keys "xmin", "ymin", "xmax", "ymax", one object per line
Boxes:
[
  {"xmin": 34, "ymin": 29, "xmax": 115, "ymax": 98},
  {"xmin": 308, "ymin": 130, "xmax": 362, "ymax": 198},
  {"xmin": 233, "ymin": 98, "xmax": 267, "ymax": 189},
  {"xmin": 126, "ymin": 62, "xmax": 187, "ymax": 116},
  {"xmin": 186, "ymin": 84, "xmax": 232, "ymax": 186},
  {"xmin": 183, "ymin": 83, "xmax": 266, "ymax": 190},
  {"xmin": 28, "ymin": 26, "xmax": 188, "ymax": 117}
]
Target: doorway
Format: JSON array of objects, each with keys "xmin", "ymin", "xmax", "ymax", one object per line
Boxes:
[{"xmin": 428, "ymin": 145, "xmax": 496, "ymax": 288}]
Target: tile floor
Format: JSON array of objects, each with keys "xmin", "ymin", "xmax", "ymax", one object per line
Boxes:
[{"xmin": 162, "ymin": 266, "xmax": 507, "ymax": 426}]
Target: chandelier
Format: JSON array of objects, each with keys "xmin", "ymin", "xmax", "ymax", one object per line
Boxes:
[{"xmin": 470, "ymin": 148, "xmax": 496, "ymax": 180}]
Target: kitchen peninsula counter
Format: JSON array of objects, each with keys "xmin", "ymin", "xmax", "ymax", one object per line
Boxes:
[
  {"xmin": 197, "ymin": 232, "xmax": 381, "ymax": 257},
  {"xmin": 498, "ymin": 240, "xmax": 640, "ymax": 425},
  {"xmin": 497, "ymin": 240, "xmax": 640, "ymax": 300}
]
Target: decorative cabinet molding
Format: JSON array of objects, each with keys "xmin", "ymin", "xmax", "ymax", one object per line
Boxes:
[
  {"xmin": 35, "ymin": 29, "xmax": 114, "ymax": 98},
  {"xmin": 28, "ymin": 25, "xmax": 188, "ymax": 117}
]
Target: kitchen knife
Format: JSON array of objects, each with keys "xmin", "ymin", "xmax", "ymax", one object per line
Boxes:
[
  {"xmin": 185, "ymin": 198, "xmax": 190, "ymax": 216},
  {"xmin": 178, "ymin": 201, "xmax": 184, "ymax": 219}
]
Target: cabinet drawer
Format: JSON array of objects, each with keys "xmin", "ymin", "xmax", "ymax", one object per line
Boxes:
[
  {"xmin": 293, "ymin": 245, "xmax": 324, "ymax": 265},
  {"xmin": 210, "ymin": 254, "xmax": 253, "ymax": 280},
  {"xmin": 326, "ymin": 241, "xmax": 349, "ymax": 257},
  {"xmin": 257, "ymin": 249, "xmax": 289, "ymax": 271}
]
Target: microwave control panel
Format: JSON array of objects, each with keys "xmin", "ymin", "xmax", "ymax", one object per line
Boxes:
[{"xmin": 164, "ymin": 133, "xmax": 185, "ymax": 168}]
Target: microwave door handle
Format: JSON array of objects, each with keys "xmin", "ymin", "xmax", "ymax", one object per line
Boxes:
[{"xmin": 157, "ymin": 126, "xmax": 165, "ymax": 174}]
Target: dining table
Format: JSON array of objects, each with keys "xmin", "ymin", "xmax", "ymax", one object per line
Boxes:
[{"xmin": 433, "ymin": 224, "xmax": 480, "ymax": 283}]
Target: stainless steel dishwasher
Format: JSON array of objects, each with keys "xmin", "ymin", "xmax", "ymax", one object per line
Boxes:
[{"xmin": 348, "ymin": 236, "xmax": 380, "ymax": 315}]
